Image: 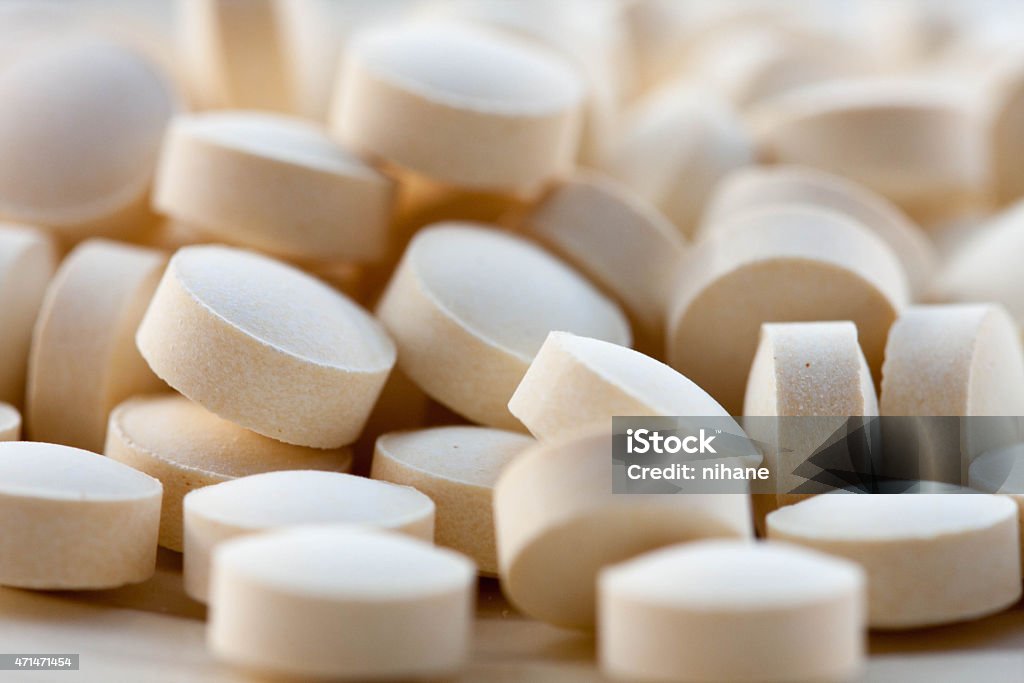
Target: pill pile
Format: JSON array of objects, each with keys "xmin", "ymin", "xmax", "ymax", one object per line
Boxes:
[{"xmin": 2, "ymin": 0, "xmax": 1024, "ymax": 681}]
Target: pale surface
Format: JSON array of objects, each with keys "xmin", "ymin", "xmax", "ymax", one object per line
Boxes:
[{"xmin": 0, "ymin": 402, "xmax": 18, "ymax": 441}]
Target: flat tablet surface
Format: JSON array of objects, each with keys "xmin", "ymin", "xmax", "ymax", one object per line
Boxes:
[{"xmin": 0, "ymin": 441, "xmax": 161, "ymax": 501}]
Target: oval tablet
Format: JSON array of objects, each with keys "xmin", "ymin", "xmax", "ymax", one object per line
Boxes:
[
  {"xmin": 136, "ymin": 245, "xmax": 396, "ymax": 448},
  {"xmin": 753, "ymin": 80, "xmax": 987, "ymax": 221},
  {"xmin": 184, "ymin": 470, "xmax": 434, "ymax": 602},
  {"xmin": 376, "ymin": 223, "xmax": 630, "ymax": 430},
  {"xmin": 0, "ymin": 36, "xmax": 178, "ymax": 239},
  {"xmin": 509, "ymin": 332, "xmax": 730, "ymax": 442},
  {"xmin": 208, "ymin": 527, "xmax": 475, "ymax": 680},
  {"xmin": 519, "ymin": 172, "xmax": 686, "ymax": 349},
  {"xmin": 26, "ymin": 238, "xmax": 168, "ymax": 452},
  {"xmin": 372, "ymin": 426, "xmax": 533, "ymax": 575},
  {"xmin": 154, "ymin": 111, "xmax": 396, "ymax": 263},
  {"xmin": 106, "ymin": 394, "xmax": 353, "ymax": 552},
  {"xmin": 0, "ymin": 403, "xmax": 20, "ymax": 441},
  {"xmin": 332, "ymin": 22, "xmax": 584, "ymax": 193},
  {"xmin": 701, "ymin": 165, "xmax": 937, "ymax": 296},
  {"xmin": 0, "ymin": 441, "xmax": 162, "ymax": 589},
  {"xmin": 599, "ymin": 540, "xmax": 866, "ymax": 682},
  {"xmin": 0, "ymin": 224, "xmax": 55, "ymax": 408},
  {"xmin": 668, "ymin": 207, "xmax": 908, "ymax": 414},
  {"xmin": 494, "ymin": 429, "xmax": 753, "ymax": 630},
  {"xmin": 767, "ymin": 493, "xmax": 1021, "ymax": 628}
]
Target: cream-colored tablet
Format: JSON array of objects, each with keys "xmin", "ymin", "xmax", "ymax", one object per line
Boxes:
[
  {"xmin": 935, "ymin": 203, "xmax": 1024, "ymax": 326},
  {"xmin": 0, "ymin": 224, "xmax": 55, "ymax": 408},
  {"xmin": 331, "ymin": 22, "xmax": 584, "ymax": 194},
  {"xmin": 969, "ymin": 445, "xmax": 1024, "ymax": 571},
  {"xmin": 0, "ymin": 441, "xmax": 162, "ymax": 589},
  {"xmin": 701, "ymin": 165, "xmax": 937, "ymax": 296},
  {"xmin": 154, "ymin": 112, "xmax": 396, "ymax": 263},
  {"xmin": 208, "ymin": 527, "xmax": 475, "ymax": 680},
  {"xmin": 180, "ymin": 0, "xmax": 290, "ymax": 111},
  {"xmin": 372, "ymin": 426, "xmax": 532, "ymax": 575},
  {"xmin": 494, "ymin": 429, "xmax": 753, "ymax": 630},
  {"xmin": 183, "ymin": 470, "xmax": 434, "ymax": 602},
  {"xmin": 668, "ymin": 207, "xmax": 908, "ymax": 414},
  {"xmin": 767, "ymin": 494, "xmax": 1021, "ymax": 629},
  {"xmin": 106, "ymin": 394, "xmax": 353, "ymax": 552},
  {"xmin": 754, "ymin": 80, "xmax": 987, "ymax": 221},
  {"xmin": 0, "ymin": 36, "xmax": 178, "ymax": 240},
  {"xmin": 990, "ymin": 56, "xmax": 1024, "ymax": 205},
  {"xmin": 136, "ymin": 244, "xmax": 395, "ymax": 448},
  {"xmin": 602, "ymin": 86, "xmax": 754, "ymax": 239},
  {"xmin": 599, "ymin": 540, "xmax": 866, "ymax": 682},
  {"xmin": 0, "ymin": 403, "xmax": 20, "ymax": 441},
  {"xmin": 26, "ymin": 238, "xmax": 168, "ymax": 452},
  {"xmin": 376, "ymin": 223, "xmax": 630, "ymax": 430},
  {"xmin": 509, "ymin": 332, "xmax": 730, "ymax": 442},
  {"xmin": 519, "ymin": 172, "xmax": 686, "ymax": 349}
]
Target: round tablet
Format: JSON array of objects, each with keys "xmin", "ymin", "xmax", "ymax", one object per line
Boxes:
[
  {"xmin": 753, "ymin": 80, "xmax": 987, "ymax": 221},
  {"xmin": 0, "ymin": 224, "xmax": 55, "ymax": 408},
  {"xmin": 509, "ymin": 332, "xmax": 731, "ymax": 442},
  {"xmin": 668, "ymin": 207, "xmax": 908, "ymax": 414},
  {"xmin": 106, "ymin": 394, "xmax": 354, "ymax": 552},
  {"xmin": 154, "ymin": 111, "xmax": 396, "ymax": 263},
  {"xmin": 0, "ymin": 36, "xmax": 178, "ymax": 240},
  {"xmin": 183, "ymin": 470, "xmax": 434, "ymax": 602},
  {"xmin": 599, "ymin": 540, "xmax": 866, "ymax": 682},
  {"xmin": 519, "ymin": 172, "xmax": 686, "ymax": 350},
  {"xmin": 376, "ymin": 223, "xmax": 630, "ymax": 430},
  {"xmin": 494, "ymin": 429, "xmax": 753, "ymax": 630},
  {"xmin": 602, "ymin": 86, "xmax": 754, "ymax": 239},
  {"xmin": 208, "ymin": 527, "xmax": 475, "ymax": 680},
  {"xmin": 767, "ymin": 494, "xmax": 1021, "ymax": 628},
  {"xmin": 700, "ymin": 165, "xmax": 937, "ymax": 296},
  {"xmin": 135, "ymin": 244, "xmax": 396, "ymax": 448},
  {"xmin": 331, "ymin": 21, "xmax": 584, "ymax": 194},
  {"xmin": 0, "ymin": 441, "xmax": 162, "ymax": 589},
  {"xmin": 990, "ymin": 55, "xmax": 1024, "ymax": 205},
  {"xmin": 372, "ymin": 426, "xmax": 533, "ymax": 575},
  {"xmin": 26, "ymin": 238, "xmax": 168, "ymax": 452},
  {"xmin": 0, "ymin": 403, "xmax": 20, "ymax": 441}
]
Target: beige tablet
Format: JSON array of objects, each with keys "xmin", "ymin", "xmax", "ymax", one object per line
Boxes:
[
  {"xmin": 372, "ymin": 426, "xmax": 533, "ymax": 575},
  {"xmin": 990, "ymin": 56, "xmax": 1024, "ymax": 205},
  {"xmin": 0, "ymin": 403, "xmax": 20, "ymax": 441},
  {"xmin": 183, "ymin": 470, "xmax": 434, "ymax": 602},
  {"xmin": 0, "ymin": 36, "xmax": 178, "ymax": 240},
  {"xmin": 599, "ymin": 540, "xmax": 866, "ymax": 682},
  {"xmin": 332, "ymin": 22, "xmax": 584, "ymax": 194},
  {"xmin": 519, "ymin": 172, "xmax": 686, "ymax": 349},
  {"xmin": 376, "ymin": 223, "xmax": 630, "ymax": 430},
  {"xmin": 208, "ymin": 527, "xmax": 475, "ymax": 680},
  {"xmin": 136, "ymin": 244, "xmax": 396, "ymax": 448},
  {"xmin": 701, "ymin": 165, "xmax": 937, "ymax": 296},
  {"xmin": 509, "ymin": 332, "xmax": 730, "ymax": 442},
  {"xmin": 154, "ymin": 111, "xmax": 396, "ymax": 263},
  {"xmin": 26, "ymin": 238, "xmax": 168, "ymax": 452},
  {"xmin": 494, "ymin": 429, "xmax": 753, "ymax": 630},
  {"xmin": 668, "ymin": 207, "xmax": 907, "ymax": 414},
  {"xmin": 767, "ymin": 493, "xmax": 1021, "ymax": 629},
  {"xmin": 753, "ymin": 80, "xmax": 987, "ymax": 221},
  {"xmin": 106, "ymin": 394, "xmax": 353, "ymax": 552},
  {"xmin": 602, "ymin": 86, "xmax": 754, "ymax": 239},
  {"xmin": 0, "ymin": 441, "xmax": 162, "ymax": 589},
  {"xmin": 0, "ymin": 224, "xmax": 55, "ymax": 408}
]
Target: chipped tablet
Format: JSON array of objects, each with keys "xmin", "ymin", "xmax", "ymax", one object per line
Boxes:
[
  {"xmin": 208, "ymin": 527, "xmax": 475, "ymax": 680},
  {"xmin": 376, "ymin": 223, "xmax": 630, "ymax": 430},
  {"xmin": 106, "ymin": 395, "xmax": 354, "ymax": 552},
  {"xmin": 372, "ymin": 426, "xmax": 533, "ymax": 574},
  {"xmin": 599, "ymin": 540, "xmax": 866, "ymax": 682},
  {"xmin": 767, "ymin": 493, "xmax": 1021, "ymax": 628},
  {"xmin": 0, "ymin": 441, "xmax": 162, "ymax": 589},
  {"xmin": 183, "ymin": 470, "xmax": 434, "ymax": 602},
  {"xmin": 136, "ymin": 244, "xmax": 396, "ymax": 448}
]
